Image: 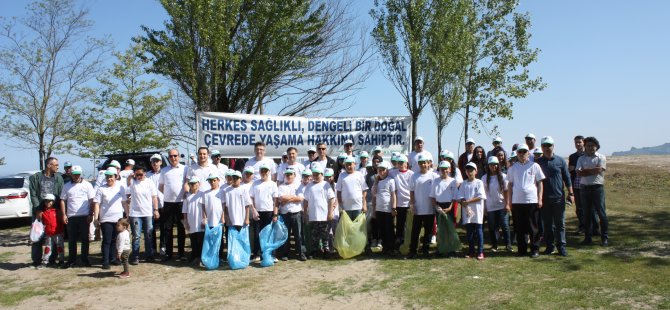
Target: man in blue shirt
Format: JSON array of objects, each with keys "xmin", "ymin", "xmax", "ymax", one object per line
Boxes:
[{"xmin": 536, "ymin": 137, "xmax": 574, "ymax": 257}]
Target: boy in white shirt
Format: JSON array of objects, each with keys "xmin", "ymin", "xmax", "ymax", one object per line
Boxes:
[
  {"xmin": 408, "ymin": 154, "xmax": 436, "ymax": 258},
  {"xmin": 249, "ymin": 164, "xmax": 279, "ymax": 261},
  {"xmin": 203, "ymin": 173, "xmax": 225, "ymax": 258},
  {"xmin": 277, "ymin": 169, "xmax": 307, "ymax": 261},
  {"xmin": 458, "ymin": 163, "xmax": 487, "ymax": 260},
  {"xmin": 182, "ymin": 177, "xmax": 205, "ymax": 266},
  {"xmin": 303, "ymin": 167, "xmax": 335, "ymax": 258},
  {"xmin": 335, "ymin": 157, "xmax": 368, "ymax": 220},
  {"xmin": 430, "ymin": 161, "xmax": 459, "ymax": 256},
  {"xmin": 373, "ymin": 161, "xmax": 396, "ymax": 255},
  {"xmin": 223, "ymin": 171, "xmax": 252, "ymax": 230},
  {"xmin": 393, "ymin": 154, "xmax": 414, "ymax": 251}
]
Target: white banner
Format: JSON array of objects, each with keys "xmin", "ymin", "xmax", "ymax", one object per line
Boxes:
[{"xmin": 197, "ymin": 112, "xmax": 411, "ymax": 158}]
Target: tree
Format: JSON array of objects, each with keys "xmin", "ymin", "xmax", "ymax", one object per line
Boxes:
[
  {"xmin": 0, "ymin": 157, "xmax": 5, "ymax": 165},
  {"xmin": 137, "ymin": 0, "xmax": 372, "ymax": 125},
  {"xmin": 459, "ymin": 0, "xmax": 546, "ymax": 140},
  {"xmin": 73, "ymin": 44, "xmax": 174, "ymax": 157},
  {"xmin": 0, "ymin": 0, "xmax": 110, "ymax": 170},
  {"xmin": 371, "ymin": 0, "xmax": 469, "ymax": 142}
]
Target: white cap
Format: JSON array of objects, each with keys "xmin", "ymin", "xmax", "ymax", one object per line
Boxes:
[
  {"xmin": 302, "ymin": 169, "xmax": 313, "ymax": 176},
  {"xmin": 414, "ymin": 136, "xmax": 424, "ymax": 142},
  {"xmin": 493, "ymin": 137, "xmax": 503, "ymax": 143},
  {"xmin": 534, "ymin": 149, "xmax": 543, "ymax": 155},
  {"xmin": 337, "ymin": 153, "xmax": 348, "ymax": 159},
  {"xmin": 43, "ymin": 194, "xmax": 56, "ymax": 201},
  {"xmin": 517, "ymin": 144, "xmax": 529, "ymax": 151},
  {"xmin": 207, "ymin": 173, "xmax": 220, "ymax": 180},
  {"xmin": 283, "ymin": 168, "xmax": 295, "ymax": 175},
  {"xmin": 259, "ymin": 163, "xmax": 270, "ymax": 171},
  {"xmin": 465, "ymin": 162, "xmax": 478, "ymax": 170},
  {"xmin": 344, "ymin": 139, "xmax": 354, "ymax": 145},
  {"xmin": 397, "ymin": 154, "xmax": 408, "ymax": 162},
  {"xmin": 150, "ymin": 154, "xmax": 162, "ymax": 161},
  {"xmin": 243, "ymin": 166, "xmax": 255, "ymax": 174},
  {"xmin": 231, "ymin": 171, "xmax": 242, "ymax": 178},
  {"xmin": 487, "ymin": 156, "xmax": 499, "ymax": 165},
  {"xmin": 359, "ymin": 151, "xmax": 369, "ymax": 158},
  {"xmin": 377, "ymin": 161, "xmax": 392, "ymax": 170},
  {"xmin": 373, "ymin": 146, "xmax": 383, "ymax": 153},
  {"xmin": 282, "ymin": 151, "xmax": 287, "ymax": 157},
  {"xmin": 324, "ymin": 168, "xmax": 334, "ymax": 177},
  {"xmin": 211, "ymin": 150, "xmax": 221, "ymax": 156},
  {"xmin": 465, "ymin": 138, "xmax": 475, "ymax": 144},
  {"xmin": 310, "ymin": 162, "xmax": 321, "ymax": 171},
  {"xmin": 71, "ymin": 165, "xmax": 83, "ymax": 175},
  {"xmin": 188, "ymin": 177, "xmax": 200, "ymax": 183},
  {"xmin": 391, "ymin": 152, "xmax": 400, "ymax": 157},
  {"xmin": 417, "ymin": 154, "xmax": 430, "ymax": 162},
  {"xmin": 525, "ymin": 133, "xmax": 536, "ymax": 139},
  {"xmin": 104, "ymin": 167, "xmax": 118, "ymax": 176},
  {"xmin": 344, "ymin": 156, "xmax": 356, "ymax": 164},
  {"xmin": 125, "ymin": 159, "xmax": 135, "ymax": 166},
  {"xmin": 510, "ymin": 150, "xmax": 517, "ymax": 158},
  {"xmin": 311, "ymin": 166, "xmax": 323, "ymax": 174},
  {"xmin": 541, "ymin": 136, "xmax": 555, "ymax": 145},
  {"xmin": 109, "ymin": 160, "xmax": 121, "ymax": 169},
  {"xmin": 438, "ymin": 161, "xmax": 451, "ymax": 169},
  {"xmin": 308, "ymin": 147, "xmax": 316, "ymax": 153}
]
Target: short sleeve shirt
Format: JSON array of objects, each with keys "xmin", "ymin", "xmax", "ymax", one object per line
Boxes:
[
  {"xmin": 457, "ymin": 179, "xmax": 487, "ymax": 224},
  {"xmin": 94, "ymin": 183, "xmax": 126, "ymax": 223},
  {"xmin": 429, "ymin": 177, "xmax": 458, "ymax": 204},
  {"xmin": 223, "ymin": 185, "xmax": 252, "ymax": 226},
  {"xmin": 276, "ymin": 162, "xmax": 305, "ymax": 183},
  {"xmin": 245, "ymin": 157, "xmax": 277, "ymax": 181},
  {"xmin": 375, "ymin": 177, "xmax": 396, "ymax": 213},
  {"xmin": 203, "ymin": 188, "xmax": 224, "ymax": 227},
  {"xmin": 393, "ymin": 170, "xmax": 414, "ymax": 208},
  {"xmin": 182, "ymin": 192, "xmax": 204, "ymax": 233},
  {"xmin": 250, "ymin": 180, "xmax": 279, "ymax": 212},
  {"xmin": 147, "ymin": 170, "xmax": 164, "ymax": 208},
  {"xmin": 508, "ymin": 161, "xmax": 545, "ymax": 204},
  {"xmin": 159, "ymin": 164, "xmax": 188, "ymax": 202},
  {"xmin": 410, "ymin": 172, "xmax": 436, "ymax": 215},
  {"xmin": 481, "ymin": 174, "xmax": 508, "ymax": 211},
  {"xmin": 61, "ymin": 180, "xmax": 95, "ymax": 217},
  {"xmin": 278, "ymin": 181, "xmax": 302, "ymax": 214},
  {"xmin": 128, "ymin": 178, "xmax": 158, "ymax": 217},
  {"xmin": 304, "ymin": 181, "xmax": 335, "ymax": 221},
  {"xmin": 335, "ymin": 171, "xmax": 369, "ymax": 211},
  {"xmin": 187, "ymin": 163, "xmax": 219, "ymax": 192},
  {"xmin": 576, "ymin": 152, "xmax": 606, "ymax": 186}
]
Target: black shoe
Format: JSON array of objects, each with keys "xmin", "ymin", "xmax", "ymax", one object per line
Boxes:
[
  {"xmin": 111, "ymin": 260, "xmax": 121, "ymax": 266},
  {"xmin": 81, "ymin": 260, "xmax": 92, "ymax": 267},
  {"xmin": 298, "ymin": 254, "xmax": 307, "ymax": 262},
  {"xmin": 530, "ymin": 251, "xmax": 540, "ymax": 258},
  {"xmin": 580, "ymin": 239, "xmax": 593, "ymax": 245},
  {"xmin": 130, "ymin": 258, "xmax": 140, "ymax": 265},
  {"xmin": 558, "ymin": 248, "xmax": 568, "ymax": 257},
  {"xmin": 543, "ymin": 247, "xmax": 555, "ymax": 255},
  {"xmin": 101, "ymin": 264, "xmax": 111, "ymax": 270},
  {"xmin": 601, "ymin": 239, "xmax": 609, "ymax": 247},
  {"xmin": 61, "ymin": 261, "xmax": 75, "ymax": 269},
  {"xmin": 505, "ymin": 245, "xmax": 513, "ymax": 252},
  {"xmin": 575, "ymin": 229, "xmax": 585, "ymax": 236},
  {"xmin": 405, "ymin": 253, "xmax": 416, "ymax": 260},
  {"xmin": 161, "ymin": 256, "xmax": 172, "ymax": 262},
  {"xmin": 177, "ymin": 254, "xmax": 187, "ymax": 261},
  {"xmin": 145, "ymin": 257, "xmax": 156, "ymax": 263}
]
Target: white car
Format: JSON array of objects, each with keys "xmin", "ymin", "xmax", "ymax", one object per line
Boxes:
[{"xmin": 0, "ymin": 171, "xmax": 39, "ymax": 220}]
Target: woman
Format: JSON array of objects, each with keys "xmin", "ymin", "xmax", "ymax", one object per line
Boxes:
[
  {"xmin": 92, "ymin": 167, "xmax": 129, "ymax": 269},
  {"xmin": 471, "ymin": 146, "xmax": 487, "ymax": 178},
  {"xmin": 483, "ymin": 157, "xmax": 511, "ymax": 252},
  {"xmin": 496, "ymin": 149, "xmax": 509, "ymax": 173}
]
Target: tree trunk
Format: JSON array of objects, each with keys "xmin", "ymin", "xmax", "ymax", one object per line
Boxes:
[{"xmin": 464, "ymin": 103, "xmax": 470, "ymax": 141}]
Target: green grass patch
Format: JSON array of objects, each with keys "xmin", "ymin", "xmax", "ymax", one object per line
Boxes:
[
  {"xmin": 0, "ymin": 251, "xmax": 15, "ymax": 263},
  {"xmin": 0, "ymin": 278, "xmax": 53, "ymax": 307}
]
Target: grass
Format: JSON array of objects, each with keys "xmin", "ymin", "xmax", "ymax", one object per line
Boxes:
[
  {"xmin": 0, "ymin": 251, "xmax": 15, "ymax": 263},
  {"xmin": 0, "ymin": 278, "xmax": 53, "ymax": 307}
]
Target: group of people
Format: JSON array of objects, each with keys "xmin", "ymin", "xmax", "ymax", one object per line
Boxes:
[{"xmin": 28, "ymin": 133, "xmax": 609, "ymax": 277}]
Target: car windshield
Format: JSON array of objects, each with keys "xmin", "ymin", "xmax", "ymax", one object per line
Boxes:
[{"xmin": 0, "ymin": 178, "xmax": 24, "ymax": 189}]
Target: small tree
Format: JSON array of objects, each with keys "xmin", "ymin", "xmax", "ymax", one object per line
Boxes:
[
  {"xmin": 0, "ymin": 0, "xmax": 110, "ymax": 170},
  {"xmin": 0, "ymin": 157, "xmax": 5, "ymax": 165},
  {"xmin": 73, "ymin": 44, "xmax": 174, "ymax": 157}
]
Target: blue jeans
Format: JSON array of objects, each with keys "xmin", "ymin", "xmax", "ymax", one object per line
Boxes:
[
  {"xmin": 541, "ymin": 198, "xmax": 566, "ymax": 249},
  {"xmin": 581, "ymin": 185, "xmax": 609, "ymax": 240},
  {"xmin": 466, "ymin": 223, "xmax": 484, "ymax": 255},
  {"xmin": 130, "ymin": 216, "xmax": 154, "ymax": 260},
  {"xmin": 100, "ymin": 222, "xmax": 118, "ymax": 266},
  {"xmin": 487, "ymin": 210, "xmax": 511, "ymax": 248}
]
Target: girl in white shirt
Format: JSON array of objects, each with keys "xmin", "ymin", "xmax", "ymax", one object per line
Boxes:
[
  {"xmin": 482, "ymin": 157, "xmax": 511, "ymax": 252},
  {"xmin": 458, "ymin": 163, "xmax": 487, "ymax": 260},
  {"xmin": 373, "ymin": 162, "xmax": 396, "ymax": 255},
  {"xmin": 182, "ymin": 178, "xmax": 205, "ymax": 266}
]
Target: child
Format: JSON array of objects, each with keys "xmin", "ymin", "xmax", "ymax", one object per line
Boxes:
[
  {"xmin": 324, "ymin": 168, "xmax": 339, "ymax": 255},
  {"xmin": 116, "ymin": 218, "xmax": 131, "ymax": 278},
  {"xmin": 408, "ymin": 154, "xmax": 435, "ymax": 258},
  {"xmin": 458, "ymin": 162, "xmax": 487, "ymax": 260},
  {"xmin": 39, "ymin": 194, "xmax": 64, "ymax": 269},
  {"xmin": 303, "ymin": 167, "xmax": 335, "ymax": 258},
  {"xmin": 373, "ymin": 161, "xmax": 396, "ymax": 255},
  {"xmin": 429, "ymin": 161, "xmax": 459, "ymax": 256},
  {"xmin": 482, "ymin": 156, "xmax": 511, "ymax": 252},
  {"xmin": 392, "ymin": 155, "xmax": 414, "ymax": 251},
  {"xmin": 182, "ymin": 177, "xmax": 205, "ymax": 266}
]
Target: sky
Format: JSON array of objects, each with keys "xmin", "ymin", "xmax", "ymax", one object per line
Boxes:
[{"xmin": 1, "ymin": 0, "xmax": 669, "ymax": 177}]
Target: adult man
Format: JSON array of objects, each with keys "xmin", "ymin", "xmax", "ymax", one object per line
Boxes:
[
  {"xmin": 536, "ymin": 137, "xmax": 573, "ymax": 257},
  {"xmin": 127, "ymin": 165, "xmax": 159, "ymax": 264},
  {"xmin": 210, "ymin": 149, "xmax": 229, "ymax": 179},
  {"xmin": 277, "ymin": 147, "xmax": 305, "ymax": 184},
  {"xmin": 577, "ymin": 136, "xmax": 609, "ymax": 246},
  {"xmin": 277, "ymin": 168, "xmax": 307, "ymax": 261},
  {"xmin": 186, "ymin": 147, "xmax": 219, "ymax": 192},
  {"xmin": 29, "ymin": 157, "xmax": 64, "ymax": 267},
  {"xmin": 147, "ymin": 154, "xmax": 165, "ymax": 255},
  {"xmin": 159, "ymin": 149, "xmax": 188, "ymax": 261},
  {"xmin": 568, "ymin": 135, "xmax": 598, "ymax": 235},
  {"xmin": 358, "ymin": 151, "xmax": 370, "ymax": 175},
  {"xmin": 458, "ymin": 138, "xmax": 476, "ymax": 180},
  {"xmin": 486, "ymin": 137, "xmax": 506, "ymax": 159},
  {"xmin": 336, "ymin": 157, "xmax": 368, "ymax": 220},
  {"xmin": 525, "ymin": 133, "xmax": 539, "ymax": 162},
  {"xmin": 59, "ymin": 165, "xmax": 95, "ymax": 268},
  {"xmin": 507, "ymin": 144, "xmax": 545, "ymax": 258},
  {"xmin": 245, "ymin": 142, "xmax": 277, "ymax": 181},
  {"xmin": 119, "ymin": 159, "xmax": 135, "ymax": 189},
  {"xmin": 303, "ymin": 147, "xmax": 317, "ymax": 167},
  {"xmin": 343, "ymin": 139, "xmax": 355, "ymax": 158},
  {"xmin": 62, "ymin": 161, "xmax": 74, "ymax": 184},
  {"xmin": 311, "ymin": 142, "xmax": 336, "ymax": 175},
  {"xmin": 409, "ymin": 136, "xmax": 432, "ymax": 174}
]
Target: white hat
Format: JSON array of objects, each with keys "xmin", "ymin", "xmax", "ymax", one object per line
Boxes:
[
  {"xmin": 188, "ymin": 177, "xmax": 200, "ymax": 183},
  {"xmin": 259, "ymin": 163, "xmax": 271, "ymax": 171},
  {"xmin": 525, "ymin": 133, "xmax": 536, "ymax": 139},
  {"xmin": 311, "ymin": 166, "xmax": 323, "ymax": 174},
  {"xmin": 125, "ymin": 159, "xmax": 135, "ymax": 166},
  {"xmin": 493, "ymin": 137, "xmax": 503, "ymax": 143},
  {"xmin": 207, "ymin": 173, "xmax": 220, "ymax": 180},
  {"xmin": 104, "ymin": 167, "xmax": 118, "ymax": 176},
  {"xmin": 43, "ymin": 194, "xmax": 56, "ymax": 201},
  {"xmin": 344, "ymin": 156, "xmax": 356, "ymax": 164},
  {"xmin": 64, "ymin": 161, "xmax": 73, "ymax": 167},
  {"xmin": 302, "ymin": 169, "xmax": 313, "ymax": 176},
  {"xmin": 510, "ymin": 150, "xmax": 517, "ymax": 158},
  {"xmin": 397, "ymin": 154, "xmax": 408, "ymax": 162},
  {"xmin": 344, "ymin": 139, "xmax": 354, "ymax": 145},
  {"xmin": 414, "ymin": 136, "xmax": 424, "ymax": 142},
  {"xmin": 541, "ymin": 136, "xmax": 555, "ymax": 145},
  {"xmin": 359, "ymin": 151, "xmax": 369, "ymax": 158},
  {"xmin": 391, "ymin": 152, "xmax": 400, "ymax": 157},
  {"xmin": 71, "ymin": 165, "xmax": 83, "ymax": 175},
  {"xmin": 308, "ymin": 147, "xmax": 316, "ymax": 153},
  {"xmin": 337, "ymin": 153, "xmax": 348, "ymax": 159},
  {"xmin": 283, "ymin": 168, "xmax": 295, "ymax": 175},
  {"xmin": 150, "ymin": 154, "xmax": 162, "ymax": 161},
  {"xmin": 243, "ymin": 166, "xmax": 255, "ymax": 174},
  {"xmin": 211, "ymin": 150, "xmax": 221, "ymax": 157},
  {"xmin": 465, "ymin": 138, "xmax": 475, "ymax": 144},
  {"xmin": 517, "ymin": 144, "xmax": 529, "ymax": 151},
  {"xmin": 377, "ymin": 161, "xmax": 391, "ymax": 170},
  {"xmin": 465, "ymin": 162, "xmax": 478, "ymax": 170},
  {"xmin": 438, "ymin": 161, "xmax": 451, "ymax": 169},
  {"xmin": 109, "ymin": 160, "xmax": 121, "ymax": 169},
  {"xmin": 282, "ymin": 151, "xmax": 287, "ymax": 157},
  {"xmin": 372, "ymin": 146, "xmax": 383, "ymax": 153},
  {"xmin": 310, "ymin": 162, "xmax": 321, "ymax": 171},
  {"xmin": 324, "ymin": 168, "xmax": 334, "ymax": 177},
  {"xmin": 417, "ymin": 154, "xmax": 430, "ymax": 162},
  {"xmin": 534, "ymin": 149, "xmax": 543, "ymax": 155},
  {"xmin": 231, "ymin": 171, "xmax": 242, "ymax": 178},
  {"xmin": 487, "ymin": 156, "xmax": 499, "ymax": 165}
]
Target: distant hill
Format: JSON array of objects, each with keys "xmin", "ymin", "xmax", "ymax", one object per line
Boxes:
[{"xmin": 612, "ymin": 143, "xmax": 670, "ymax": 156}]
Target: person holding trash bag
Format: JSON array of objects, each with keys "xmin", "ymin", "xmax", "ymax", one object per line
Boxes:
[
  {"xmin": 249, "ymin": 164, "xmax": 279, "ymax": 262},
  {"xmin": 223, "ymin": 171, "xmax": 253, "ymax": 269},
  {"xmin": 202, "ymin": 173, "xmax": 225, "ymax": 260},
  {"xmin": 430, "ymin": 161, "xmax": 460, "ymax": 257},
  {"xmin": 303, "ymin": 167, "xmax": 336, "ymax": 259},
  {"xmin": 407, "ymin": 154, "xmax": 437, "ymax": 259}
]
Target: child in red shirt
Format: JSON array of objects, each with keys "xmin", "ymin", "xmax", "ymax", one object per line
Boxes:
[{"xmin": 39, "ymin": 194, "xmax": 64, "ymax": 269}]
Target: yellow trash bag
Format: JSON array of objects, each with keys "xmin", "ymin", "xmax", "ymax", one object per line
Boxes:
[
  {"xmin": 399, "ymin": 209, "xmax": 414, "ymax": 255},
  {"xmin": 334, "ymin": 211, "xmax": 367, "ymax": 259}
]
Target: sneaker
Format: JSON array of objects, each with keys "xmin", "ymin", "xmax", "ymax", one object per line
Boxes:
[
  {"xmin": 101, "ymin": 264, "xmax": 111, "ymax": 270},
  {"xmin": 177, "ymin": 255, "xmax": 188, "ymax": 261},
  {"xmin": 251, "ymin": 255, "xmax": 261, "ymax": 263},
  {"xmin": 491, "ymin": 247, "xmax": 498, "ymax": 253},
  {"xmin": 465, "ymin": 253, "xmax": 475, "ymax": 259},
  {"xmin": 558, "ymin": 248, "xmax": 568, "ymax": 257},
  {"xmin": 298, "ymin": 254, "xmax": 307, "ymax": 262},
  {"xmin": 601, "ymin": 239, "xmax": 609, "ymax": 247},
  {"xmin": 371, "ymin": 239, "xmax": 378, "ymax": 248},
  {"xmin": 118, "ymin": 272, "xmax": 130, "ymax": 279},
  {"xmin": 160, "ymin": 247, "xmax": 166, "ymax": 256},
  {"xmin": 476, "ymin": 253, "xmax": 485, "ymax": 260},
  {"xmin": 430, "ymin": 235, "xmax": 437, "ymax": 244},
  {"xmin": 505, "ymin": 245, "xmax": 513, "ymax": 252},
  {"xmin": 530, "ymin": 251, "xmax": 540, "ymax": 258},
  {"xmin": 280, "ymin": 256, "xmax": 289, "ymax": 261},
  {"xmin": 543, "ymin": 247, "xmax": 555, "ymax": 255},
  {"xmin": 273, "ymin": 257, "xmax": 278, "ymax": 263},
  {"xmin": 130, "ymin": 258, "xmax": 140, "ymax": 265},
  {"xmin": 37, "ymin": 264, "xmax": 46, "ymax": 270}
]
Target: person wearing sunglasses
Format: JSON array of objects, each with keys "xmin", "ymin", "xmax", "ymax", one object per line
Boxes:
[
  {"xmin": 159, "ymin": 149, "xmax": 189, "ymax": 261},
  {"xmin": 127, "ymin": 165, "xmax": 159, "ymax": 265}
]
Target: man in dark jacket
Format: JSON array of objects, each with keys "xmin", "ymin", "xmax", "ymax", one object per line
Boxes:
[
  {"xmin": 311, "ymin": 142, "xmax": 336, "ymax": 177},
  {"xmin": 29, "ymin": 157, "xmax": 64, "ymax": 267}
]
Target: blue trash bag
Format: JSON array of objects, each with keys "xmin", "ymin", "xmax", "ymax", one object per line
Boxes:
[
  {"xmin": 227, "ymin": 226, "xmax": 251, "ymax": 270},
  {"xmin": 259, "ymin": 217, "xmax": 289, "ymax": 267},
  {"xmin": 201, "ymin": 224, "xmax": 223, "ymax": 270}
]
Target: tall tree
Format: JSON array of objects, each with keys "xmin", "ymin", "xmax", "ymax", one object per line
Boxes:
[
  {"xmin": 371, "ymin": 0, "xmax": 469, "ymax": 142},
  {"xmin": 73, "ymin": 44, "xmax": 174, "ymax": 157},
  {"xmin": 0, "ymin": 0, "xmax": 110, "ymax": 170},
  {"xmin": 137, "ymin": 0, "xmax": 372, "ymax": 123},
  {"xmin": 460, "ymin": 0, "xmax": 545, "ymax": 140}
]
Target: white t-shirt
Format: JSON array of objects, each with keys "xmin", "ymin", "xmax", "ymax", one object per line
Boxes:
[
  {"xmin": 576, "ymin": 152, "xmax": 607, "ymax": 186},
  {"xmin": 147, "ymin": 170, "xmax": 164, "ymax": 208},
  {"xmin": 187, "ymin": 163, "xmax": 219, "ymax": 192},
  {"xmin": 409, "ymin": 150, "xmax": 432, "ymax": 173},
  {"xmin": 375, "ymin": 177, "xmax": 396, "ymax": 213},
  {"xmin": 429, "ymin": 177, "xmax": 458, "ymax": 204},
  {"xmin": 508, "ymin": 161, "xmax": 545, "ymax": 204},
  {"xmin": 458, "ymin": 179, "xmax": 487, "ymax": 224},
  {"xmin": 182, "ymin": 191, "xmax": 204, "ymax": 233},
  {"xmin": 203, "ymin": 188, "xmax": 224, "ymax": 227},
  {"xmin": 276, "ymin": 162, "xmax": 306, "ymax": 183},
  {"xmin": 453, "ymin": 168, "xmax": 464, "ymax": 185},
  {"xmin": 410, "ymin": 172, "xmax": 436, "ymax": 215},
  {"xmin": 116, "ymin": 230, "xmax": 131, "ymax": 252},
  {"xmin": 119, "ymin": 169, "xmax": 134, "ymax": 191},
  {"xmin": 304, "ymin": 181, "xmax": 335, "ymax": 222},
  {"xmin": 250, "ymin": 179, "xmax": 279, "ymax": 212},
  {"xmin": 214, "ymin": 162, "xmax": 229, "ymax": 179},
  {"xmin": 278, "ymin": 181, "xmax": 302, "ymax": 214},
  {"xmin": 94, "ymin": 183, "xmax": 127, "ymax": 223},
  {"xmin": 482, "ymin": 173, "xmax": 508, "ymax": 211},
  {"xmin": 393, "ymin": 170, "xmax": 414, "ymax": 208},
  {"xmin": 159, "ymin": 164, "xmax": 187, "ymax": 203},
  {"xmin": 128, "ymin": 178, "xmax": 158, "ymax": 217},
  {"xmin": 95, "ymin": 171, "xmax": 106, "ymax": 188},
  {"xmin": 244, "ymin": 157, "xmax": 277, "ymax": 181},
  {"xmin": 61, "ymin": 180, "xmax": 96, "ymax": 217},
  {"xmin": 335, "ymin": 171, "xmax": 368, "ymax": 211},
  {"xmin": 313, "ymin": 158, "xmax": 328, "ymax": 172},
  {"xmin": 223, "ymin": 185, "xmax": 252, "ymax": 227}
]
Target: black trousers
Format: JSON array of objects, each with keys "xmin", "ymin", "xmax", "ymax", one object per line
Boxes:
[
  {"xmin": 66, "ymin": 216, "xmax": 90, "ymax": 263},
  {"xmin": 252, "ymin": 211, "xmax": 274, "ymax": 256},
  {"xmin": 409, "ymin": 214, "xmax": 435, "ymax": 254},
  {"xmin": 376, "ymin": 211, "xmax": 394, "ymax": 253},
  {"xmin": 512, "ymin": 203, "xmax": 541, "ymax": 253},
  {"xmin": 163, "ymin": 201, "xmax": 186, "ymax": 257},
  {"xmin": 394, "ymin": 207, "xmax": 408, "ymax": 250},
  {"xmin": 189, "ymin": 232, "xmax": 205, "ymax": 262}
]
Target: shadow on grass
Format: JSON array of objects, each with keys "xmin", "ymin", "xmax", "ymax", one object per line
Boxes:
[
  {"xmin": 77, "ymin": 271, "xmax": 117, "ymax": 278},
  {"xmin": 0, "ymin": 262, "xmax": 33, "ymax": 271}
]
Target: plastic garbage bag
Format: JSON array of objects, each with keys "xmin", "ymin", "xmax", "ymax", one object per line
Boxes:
[
  {"xmin": 437, "ymin": 212, "xmax": 462, "ymax": 254},
  {"xmin": 259, "ymin": 217, "xmax": 289, "ymax": 267},
  {"xmin": 227, "ymin": 226, "xmax": 251, "ymax": 270},
  {"xmin": 399, "ymin": 209, "xmax": 414, "ymax": 255},
  {"xmin": 333, "ymin": 211, "xmax": 367, "ymax": 259},
  {"xmin": 30, "ymin": 220, "xmax": 44, "ymax": 243},
  {"xmin": 201, "ymin": 224, "xmax": 223, "ymax": 270}
]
